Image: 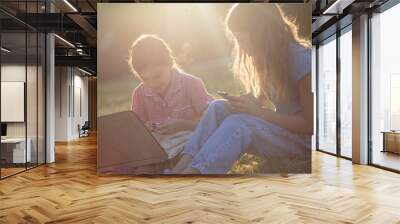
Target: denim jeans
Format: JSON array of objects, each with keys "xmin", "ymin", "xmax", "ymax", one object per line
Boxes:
[{"xmin": 182, "ymin": 99, "xmax": 310, "ymax": 174}]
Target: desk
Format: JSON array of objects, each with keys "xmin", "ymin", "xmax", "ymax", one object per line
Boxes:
[
  {"xmin": 1, "ymin": 138, "xmax": 31, "ymax": 164},
  {"xmin": 382, "ymin": 131, "xmax": 400, "ymax": 154}
]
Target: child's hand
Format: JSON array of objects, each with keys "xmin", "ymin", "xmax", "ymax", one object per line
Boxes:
[
  {"xmin": 155, "ymin": 119, "xmax": 184, "ymax": 135},
  {"xmin": 226, "ymin": 94, "xmax": 263, "ymax": 118},
  {"xmin": 144, "ymin": 122, "xmax": 153, "ymax": 131},
  {"xmin": 145, "ymin": 122, "xmax": 160, "ymax": 132}
]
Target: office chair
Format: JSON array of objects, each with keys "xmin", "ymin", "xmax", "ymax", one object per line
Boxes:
[{"xmin": 79, "ymin": 121, "xmax": 90, "ymax": 138}]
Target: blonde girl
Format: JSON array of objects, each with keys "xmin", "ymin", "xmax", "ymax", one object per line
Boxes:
[{"xmin": 172, "ymin": 4, "xmax": 313, "ymax": 174}]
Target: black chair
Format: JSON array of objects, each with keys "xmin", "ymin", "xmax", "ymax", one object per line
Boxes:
[{"xmin": 79, "ymin": 121, "xmax": 90, "ymax": 138}]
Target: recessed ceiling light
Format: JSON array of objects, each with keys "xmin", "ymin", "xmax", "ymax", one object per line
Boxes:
[
  {"xmin": 322, "ymin": 0, "xmax": 354, "ymax": 15},
  {"xmin": 63, "ymin": 0, "xmax": 78, "ymax": 12},
  {"xmin": 77, "ymin": 67, "xmax": 93, "ymax": 76},
  {"xmin": 54, "ymin": 34, "xmax": 75, "ymax": 48},
  {"xmin": 1, "ymin": 47, "xmax": 11, "ymax": 53}
]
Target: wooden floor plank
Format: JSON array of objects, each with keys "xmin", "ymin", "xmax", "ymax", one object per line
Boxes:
[{"xmin": 0, "ymin": 134, "xmax": 399, "ymax": 223}]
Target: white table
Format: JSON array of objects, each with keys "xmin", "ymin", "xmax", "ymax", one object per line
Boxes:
[{"xmin": 1, "ymin": 138, "xmax": 31, "ymax": 163}]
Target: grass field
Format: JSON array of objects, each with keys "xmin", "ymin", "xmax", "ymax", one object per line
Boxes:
[{"xmin": 98, "ymin": 57, "xmax": 306, "ymax": 174}]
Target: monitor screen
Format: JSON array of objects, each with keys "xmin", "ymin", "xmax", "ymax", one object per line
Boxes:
[{"xmin": 1, "ymin": 123, "xmax": 7, "ymax": 137}]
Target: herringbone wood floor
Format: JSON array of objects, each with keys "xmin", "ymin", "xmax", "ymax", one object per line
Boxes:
[{"xmin": 1, "ymin": 134, "xmax": 400, "ymax": 224}]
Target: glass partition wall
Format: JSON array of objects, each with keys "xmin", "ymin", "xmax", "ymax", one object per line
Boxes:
[{"xmin": 0, "ymin": 1, "xmax": 46, "ymax": 179}]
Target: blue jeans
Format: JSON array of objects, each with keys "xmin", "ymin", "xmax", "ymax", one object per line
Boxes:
[{"xmin": 182, "ymin": 100, "xmax": 310, "ymax": 174}]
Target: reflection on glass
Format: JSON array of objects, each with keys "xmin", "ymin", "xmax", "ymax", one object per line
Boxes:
[
  {"xmin": 371, "ymin": 3, "xmax": 400, "ymax": 171},
  {"xmin": 318, "ymin": 37, "xmax": 337, "ymax": 154},
  {"xmin": 340, "ymin": 29, "xmax": 352, "ymax": 158}
]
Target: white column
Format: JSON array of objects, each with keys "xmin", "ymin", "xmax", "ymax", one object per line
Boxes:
[
  {"xmin": 55, "ymin": 67, "xmax": 73, "ymax": 141},
  {"xmin": 46, "ymin": 33, "xmax": 55, "ymax": 163},
  {"xmin": 46, "ymin": 1, "xmax": 55, "ymax": 163}
]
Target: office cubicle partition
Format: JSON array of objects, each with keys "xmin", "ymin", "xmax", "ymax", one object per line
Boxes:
[{"xmin": 0, "ymin": 1, "xmax": 47, "ymax": 179}]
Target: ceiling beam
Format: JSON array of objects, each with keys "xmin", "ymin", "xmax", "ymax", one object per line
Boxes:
[{"xmin": 55, "ymin": 55, "xmax": 96, "ymax": 72}]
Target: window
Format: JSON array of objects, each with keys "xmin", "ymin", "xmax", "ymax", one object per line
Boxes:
[
  {"xmin": 317, "ymin": 36, "xmax": 337, "ymax": 154},
  {"xmin": 339, "ymin": 28, "xmax": 352, "ymax": 158},
  {"xmin": 370, "ymin": 2, "xmax": 400, "ymax": 171}
]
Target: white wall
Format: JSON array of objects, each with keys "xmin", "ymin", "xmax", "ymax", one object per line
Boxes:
[
  {"xmin": 1, "ymin": 65, "xmax": 27, "ymax": 142},
  {"xmin": 55, "ymin": 67, "xmax": 69, "ymax": 141},
  {"xmin": 72, "ymin": 73, "xmax": 89, "ymax": 138},
  {"xmin": 55, "ymin": 67, "xmax": 89, "ymax": 141},
  {"xmin": 1, "ymin": 65, "xmax": 36, "ymax": 138}
]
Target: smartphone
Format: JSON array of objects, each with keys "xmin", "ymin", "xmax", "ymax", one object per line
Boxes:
[
  {"xmin": 150, "ymin": 122, "xmax": 160, "ymax": 132},
  {"xmin": 217, "ymin": 91, "xmax": 230, "ymax": 99}
]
